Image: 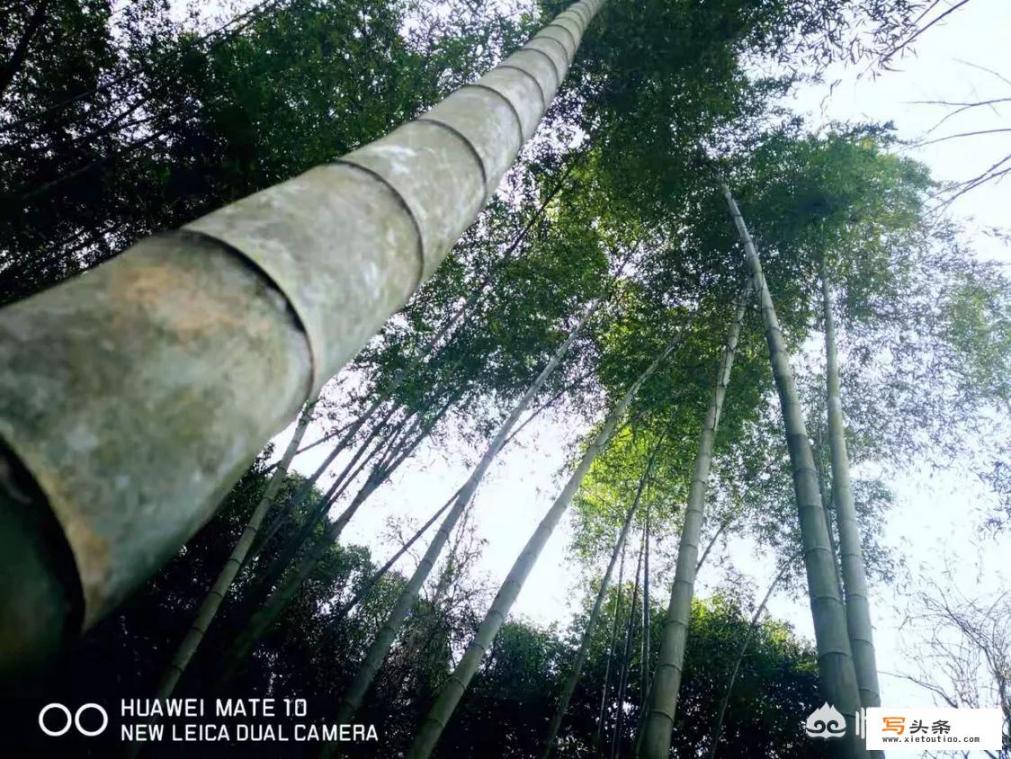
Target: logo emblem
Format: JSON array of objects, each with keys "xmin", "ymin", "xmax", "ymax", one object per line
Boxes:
[
  {"xmin": 38, "ymin": 703, "xmax": 108, "ymax": 737},
  {"xmin": 805, "ymin": 702, "xmax": 847, "ymax": 739}
]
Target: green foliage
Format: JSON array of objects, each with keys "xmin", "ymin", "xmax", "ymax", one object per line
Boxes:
[
  {"xmin": 940, "ymin": 265, "xmax": 1011, "ymax": 405},
  {"xmin": 0, "ymin": 0, "xmax": 529, "ymax": 303}
]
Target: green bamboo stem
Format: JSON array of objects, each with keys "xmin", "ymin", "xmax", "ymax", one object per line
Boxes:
[
  {"xmin": 597, "ymin": 539, "xmax": 627, "ymax": 751},
  {"xmin": 408, "ymin": 335, "xmax": 674, "ymax": 759},
  {"xmin": 637, "ymin": 289, "xmax": 747, "ymax": 759},
  {"xmin": 324, "ymin": 302, "xmax": 599, "ymax": 744},
  {"xmin": 720, "ymin": 181, "xmax": 866, "ymax": 758},
  {"xmin": 611, "ymin": 529, "xmax": 645, "ymax": 758},
  {"xmin": 541, "ymin": 438, "xmax": 663, "ymax": 759},
  {"xmin": 0, "ymin": 0, "xmax": 606, "ymax": 660},
  {"xmin": 821, "ymin": 268, "xmax": 881, "ymax": 709}
]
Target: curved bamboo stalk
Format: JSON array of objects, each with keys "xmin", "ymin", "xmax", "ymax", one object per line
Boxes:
[
  {"xmin": 706, "ymin": 552, "xmax": 799, "ymax": 759},
  {"xmin": 0, "ymin": 0, "xmax": 606, "ymax": 664},
  {"xmin": 408, "ymin": 335, "xmax": 676, "ymax": 759},
  {"xmin": 611, "ymin": 530, "xmax": 645, "ymax": 759},
  {"xmin": 541, "ymin": 439, "xmax": 663, "ymax": 759},
  {"xmin": 821, "ymin": 267, "xmax": 881, "ymax": 708},
  {"xmin": 637, "ymin": 288, "xmax": 746, "ymax": 759},
  {"xmin": 720, "ymin": 182, "xmax": 865, "ymax": 758},
  {"xmin": 0, "ymin": 235, "xmax": 311, "ymax": 676},
  {"xmin": 326, "ymin": 302, "xmax": 600, "ymax": 743}
]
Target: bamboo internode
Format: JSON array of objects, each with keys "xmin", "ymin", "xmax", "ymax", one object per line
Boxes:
[
  {"xmin": 0, "ymin": 0, "xmax": 606, "ymax": 672},
  {"xmin": 638, "ymin": 288, "xmax": 747, "ymax": 759},
  {"xmin": 720, "ymin": 182, "xmax": 867, "ymax": 759}
]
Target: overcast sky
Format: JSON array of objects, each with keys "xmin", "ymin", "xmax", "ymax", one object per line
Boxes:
[{"xmin": 216, "ymin": 0, "xmax": 1011, "ymax": 743}]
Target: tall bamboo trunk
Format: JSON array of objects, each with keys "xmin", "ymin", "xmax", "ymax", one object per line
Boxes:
[
  {"xmin": 638, "ymin": 293, "xmax": 744, "ymax": 759},
  {"xmin": 542, "ymin": 440, "xmax": 663, "ymax": 759},
  {"xmin": 707, "ymin": 552, "xmax": 798, "ymax": 759},
  {"xmin": 633, "ymin": 512, "xmax": 728, "ymax": 754},
  {"xmin": 636, "ymin": 290, "xmax": 746, "ymax": 759},
  {"xmin": 385, "ymin": 540, "xmax": 466, "ymax": 709},
  {"xmin": 813, "ymin": 426, "xmax": 845, "ymax": 600},
  {"xmin": 821, "ymin": 269, "xmax": 881, "ymax": 709},
  {"xmin": 326, "ymin": 304, "xmax": 598, "ymax": 737},
  {"xmin": 641, "ymin": 507, "xmax": 650, "ymax": 700},
  {"xmin": 218, "ymin": 404, "xmax": 449, "ymax": 686},
  {"xmin": 407, "ymin": 337, "xmax": 675, "ymax": 759},
  {"xmin": 155, "ymin": 395, "xmax": 318, "ymax": 699},
  {"xmin": 597, "ymin": 539, "xmax": 627, "ymax": 751},
  {"xmin": 611, "ymin": 531, "xmax": 645, "ymax": 759},
  {"xmin": 720, "ymin": 181, "xmax": 865, "ymax": 758},
  {"xmin": 0, "ymin": 0, "xmax": 606, "ymax": 667}
]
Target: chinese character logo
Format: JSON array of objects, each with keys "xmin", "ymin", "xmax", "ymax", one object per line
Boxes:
[
  {"xmin": 882, "ymin": 716, "xmax": 906, "ymax": 735},
  {"xmin": 805, "ymin": 703, "xmax": 847, "ymax": 739}
]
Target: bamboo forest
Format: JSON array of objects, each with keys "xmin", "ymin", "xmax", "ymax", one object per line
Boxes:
[{"xmin": 2, "ymin": 0, "xmax": 1010, "ymax": 757}]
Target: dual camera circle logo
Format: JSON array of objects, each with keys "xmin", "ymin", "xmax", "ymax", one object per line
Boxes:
[{"xmin": 38, "ymin": 703, "xmax": 109, "ymax": 737}]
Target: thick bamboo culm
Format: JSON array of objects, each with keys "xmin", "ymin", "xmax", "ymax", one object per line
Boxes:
[
  {"xmin": 721, "ymin": 182, "xmax": 866, "ymax": 759},
  {"xmin": 0, "ymin": 0, "xmax": 607, "ymax": 675},
  {"xmin": 821, "ymin": 269, "xmax": 882, "ymax": 709}
]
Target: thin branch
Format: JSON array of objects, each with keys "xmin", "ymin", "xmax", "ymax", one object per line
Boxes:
[
  {"xmin": 915, "ymin": 127, "xmax": 1011, "ymax": 148},
  {"xmin": 934, "ymin": 152, "xmax": 1011, "ymax": 208},
  {"xmin": 954, "ymin": 58, "xmax": 1011, "ymax": 88},
  {"xmin": 880, "ymin": 0, "xmax": 973, "ymax": 67},
  {"xmin": 907, "ymin": 97, "xmax": 1011, "ymax": 133},
  {"xmin": 879, "ymin": 670, "xmax": 959, "ymax": 708}
]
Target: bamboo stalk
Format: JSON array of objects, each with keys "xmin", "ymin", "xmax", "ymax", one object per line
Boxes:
[
  {"xmin": 637, "ymin": 288, "xmax": 747, "ymax": 758},
  {"xmin": 597, "ymin": 540, "xmax": 627, "ymax": 752},
  {"xmin": 821, "ymin": 267, "xmax": 881, "ymax": 709},
  {"xmin": 611, "ymin": 529, "xmax": 645, "ymax": 758},
  {"xmin": 408, "ymin": 333, "xmax": 676, "ymax": 759},
  {"xmin": 720, "ymin": 182, "xmax": 865, "ymax": 758},
  {"xmin": 326, "ymin": 302, "xmax": 599, "ymax": 742},
  {"xmin": 541, "ymin": 438, "xmax": 663, "ymax": 759},
  {"xmin": 0, "ymin": 0, "xmax": 607, "ymax": 665}
]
